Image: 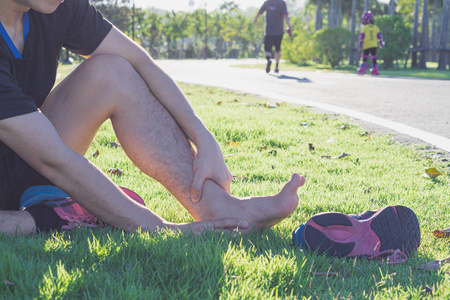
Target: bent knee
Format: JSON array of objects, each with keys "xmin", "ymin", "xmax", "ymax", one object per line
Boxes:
[{"xmin": 79, "ymin": 54, "xmax": 141, "ymax": 91}]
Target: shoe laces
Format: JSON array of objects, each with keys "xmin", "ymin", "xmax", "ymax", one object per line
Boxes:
[{"xmin": 369, "ymin": 249, "xmax": 407, "ymax": 265}]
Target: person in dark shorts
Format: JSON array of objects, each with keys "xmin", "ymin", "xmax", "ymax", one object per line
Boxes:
[
  {"xmin": 0, "ymin": 0, "xmax": 306, "ymax": 235},
  {"xmin": 254, "ymin": 0, "xmax": 292, "ymax": 73}
]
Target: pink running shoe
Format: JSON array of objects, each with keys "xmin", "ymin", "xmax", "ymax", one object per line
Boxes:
[
  {"xmin": 24, "ymin": 187, "xmax": 145, "ymax": 230},
  {"xmin": 301, "ymin": 205, "xmax": 420, "ymax": 259}
]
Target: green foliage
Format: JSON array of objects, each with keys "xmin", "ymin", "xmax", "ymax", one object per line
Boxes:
[
  {"xmin": 284, "ymin": 31, "xmax": 315, "ymax": 65},
  {"xmin": 284, "ymin": 18, "xmax": 315, "ymax": 65},
  {"xmin": 313, "ymin": 27, "xmax": 352, "ymax": 68},
  {"xmin": 91, "ymin": 0, "xmax": 132, "ymax": 32},
  {"xmin": 376, "ymin": 15, "xmax": 412, "ymax": 69}
]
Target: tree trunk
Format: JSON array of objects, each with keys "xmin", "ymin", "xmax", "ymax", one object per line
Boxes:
[
  {"xmin": 337, "ymin": 0, "xmax": 343, "ymax": 27},
  {"xmin": 315, "ymin": 0, "xmax": 323, "ymax": 31},
  {"xmin": 419, "ymin": 0, "xmax": 430, "ymax": 69},
  {"xmin": 438, "ymin": 0, "xmax": 450, "ymax": 70},
  {"xmin": 328, "ymin": 0, "xmax": 338, "ymax": 28},
  {"xmin": 388, "ymin": 0, "xmax": 396, "ymax": 15},
  {"xmin": 411, "ymin": 0, "xmax": 420, "ymax": 68},
  {"xmin": 350, "ymin": 0, "xmax": 358, "ymax": 65},
  {"xmin": 431, "ymin": 0, "xmax": 438, "ymax": 61},
  {"xmin": 364, "ymin": 0, "xmax": 369, "ymax": 11}
]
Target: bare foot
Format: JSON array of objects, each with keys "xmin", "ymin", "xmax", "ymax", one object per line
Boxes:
[{"xmin": 198, "ymin": 173, "xmax": 306, "ymax": 232}]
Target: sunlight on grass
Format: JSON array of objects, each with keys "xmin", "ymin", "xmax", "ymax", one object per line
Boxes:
[{"xmin": 1, "ymin": 80, "xmax": 449, "ymax": 299}]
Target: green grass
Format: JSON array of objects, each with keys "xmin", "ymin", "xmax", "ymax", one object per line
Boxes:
[
  {"xmin": 236, "ymin": 61, "xmax": 450, "ymax": 80},
  {"xmin": 2, "ymin": 70, "xmax": 450, "ymax": 298}
]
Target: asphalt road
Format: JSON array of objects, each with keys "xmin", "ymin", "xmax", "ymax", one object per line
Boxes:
[{"xmin": 156, "ymin": 59, "xmax": 450, "ymax": 153}]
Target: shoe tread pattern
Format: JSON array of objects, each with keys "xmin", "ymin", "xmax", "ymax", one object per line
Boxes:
[
  {"xmin": 305, "ymin": 225, "xmax": 354, "ymax": 256},
  {"xmin": 370, "ymin": 206, "xmax": 420, "ymax": 255},
  {"xmin": 312, "ymin": 213, "xmax": 352, "ymax": 227}
]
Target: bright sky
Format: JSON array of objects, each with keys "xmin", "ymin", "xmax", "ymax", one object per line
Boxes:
[{"xmin": 134, "ymin": 0, "xmax": 260, "ymax": 12}]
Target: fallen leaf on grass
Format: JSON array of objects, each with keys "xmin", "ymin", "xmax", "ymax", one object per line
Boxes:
[
  {"xmin": 227, "ymin": 142, "xmax": 241, "ymax": 146},
  {"xmin": 416, "ymin": 257, "xmax": 450, "ymax": 271},
  {"xmin": 432, "ymin": 227, "xmax": 450, "ymax": 238},
  {"xmin": 321, "ymin": 155, "xmax": 331, "ymax": 159},
  {"xmin": 332, "ymin": 152, "xmax": 350, "ymax": 159},
  {"xmin": 108, "ymin": 168, "xmax": 124, "ymax": 176},
  {"xmin": 308, "ymin": 143, "xmax": 315, "ymax": 151},
  {"xmin": 4, "ymin": 280, "xmax": 16, "ymax": 287},
  {"xmin": 364, "ymin": 187, "xmax": 372, "ymax": 194},
  {"xmin": 216, "ymin": 101, "xmax": 222, "ymax": 105},
  {"xmin": 259, "ymin": 146, "xmax": 268, "ymax": 151},
  {"xmin": 360, "ymin": 132, "xmax": 370, "ymax": 136},
  {"xmin": 268, "ymin": 150, "xmax": 277, "ymax": 156},
  {"xmin": 223, "ymin": 154, "xmax": 236, "ymax": 158},
  {"xmin": 88, "ymin": 149, "xmax": 100, "ymax": 158},
  {"xmin": 264, "ymin": 102, "xmax": 279, "ymax": 108},
  {"xmin": 422, "ymin": 167, "xmax": 446, "ymax": 179},
  {"xmin": 422, "ymin": 286, "xmax": 433, "ymax": 295},
  {"xmin": 338, "ymin": 125, "xmax": 349, "ymax": 130},
  {"xmin": 109, "ymin": 141, "xmax": 121, "ymax": 148},
  {"xmin": 311, "ymin": 272, "xmax": 339, "ymax": 277}
]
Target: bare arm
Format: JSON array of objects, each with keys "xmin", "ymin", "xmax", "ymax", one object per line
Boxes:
[
  {"xmin": 87, "ymin": 27, "xmax": 232, "ymax": 202},
  {"xmin": 284, "ymin": 14, "xmax": 291, "ymax": 29},
  {"xmin": 254, "ymin": 13, "xmax": 262, "ymax": 24},
  {"xmin": 0, "ymin": 112, "xmax": 246, "ymax": 233}
]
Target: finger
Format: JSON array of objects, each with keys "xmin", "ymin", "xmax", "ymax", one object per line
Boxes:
[{"xmin": 191, "ymin": 173, "xmax": 206, "ymax": 203}]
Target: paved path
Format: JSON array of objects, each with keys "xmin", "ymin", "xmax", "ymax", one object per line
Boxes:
[{"xmin": 157, "ymin": 59, "xmax": 450, "ymax": 152}]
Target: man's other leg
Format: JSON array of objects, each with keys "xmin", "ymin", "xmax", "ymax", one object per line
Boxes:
[
  {"xmin": 274, "ymin": 35, "xmax": 283, "ymax": 73},
  {"xmin": 41, "ymin": 55, "xmax": 305, "ymax": 230},
  {"xmin": 264, "ymin": 36, "xmax": 273, "ymax": 73}
]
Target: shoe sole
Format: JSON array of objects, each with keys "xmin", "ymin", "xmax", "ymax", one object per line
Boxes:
[{"xmin": 303, "ymin": 205, "xmax": 420, "ymax": 257}]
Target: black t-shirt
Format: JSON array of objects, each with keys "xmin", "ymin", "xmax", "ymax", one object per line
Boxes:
[
  {"xmin": 258, "ymin": 0, "xmax": 288, "ymax": 36},
  {"xmin": 0, "ymin": 0, "xmax": 112, "ymax": 157}
]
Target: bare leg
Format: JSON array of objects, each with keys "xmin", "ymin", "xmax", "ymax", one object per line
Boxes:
[
  {"xmin": 274, "ymin": 51, "xmax": 281, "ymax": 65},
  {"xmin": 41, "ymin": 55, "xmax": 304, "ymax": 230},
  {"xmin": 0, "ymin": 211, "xmax": 35, "ymax": 236}
]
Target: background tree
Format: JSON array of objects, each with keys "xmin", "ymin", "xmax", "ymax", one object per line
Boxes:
[
  {"xmin": 419, "ymin": 0, "xmax": 430, "ymax": 69},
  {"xmin": 164, "ymin": 11, "xmax": 189, "ymax": 59},
  {"xmin": 284, "ymin": 18, "xmax": 315, "ymax": 65},
  {"xmin": 437, "ymin": 0, "xmax": 450, "ymax": 70},
  {"xmin": 411, "ymin": 0, "xmax": 420, "ymax": 67},
  {"xmin": 377, "ymin": 15, "xmax": 412, "ymax": 68},
  {"xmin": 313, "ymin": 27, "xmax": 351, "ymax": 67},
  {"xmin": 91, "ymin": 0, "xmax": 132, "ymax": 32}
]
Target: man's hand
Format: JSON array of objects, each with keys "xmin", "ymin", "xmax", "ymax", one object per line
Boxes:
[
  {"xmin": 191, "ymin": 142, "xmax": 232, "ymax": 203},
  {"xmin": 168, "ymin": 218, "xmax": 249, "ymax": 235},
  {"xmin": 286, "ymin": 27, "xmax": 293, "ymax": 38}
]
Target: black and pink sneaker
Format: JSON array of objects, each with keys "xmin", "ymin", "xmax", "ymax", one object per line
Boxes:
[
  {"xmin": 22, "ymin": 186, "xmax": 145, "ymax": 231},
  {"xmin": 293, "ymin": 206, "xmax": 420, "ymax": 263}
]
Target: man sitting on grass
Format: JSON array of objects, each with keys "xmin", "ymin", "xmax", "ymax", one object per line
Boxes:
[{"xmin": 0, "ymin": 0, "xmax": 306, "ymax": 235}]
